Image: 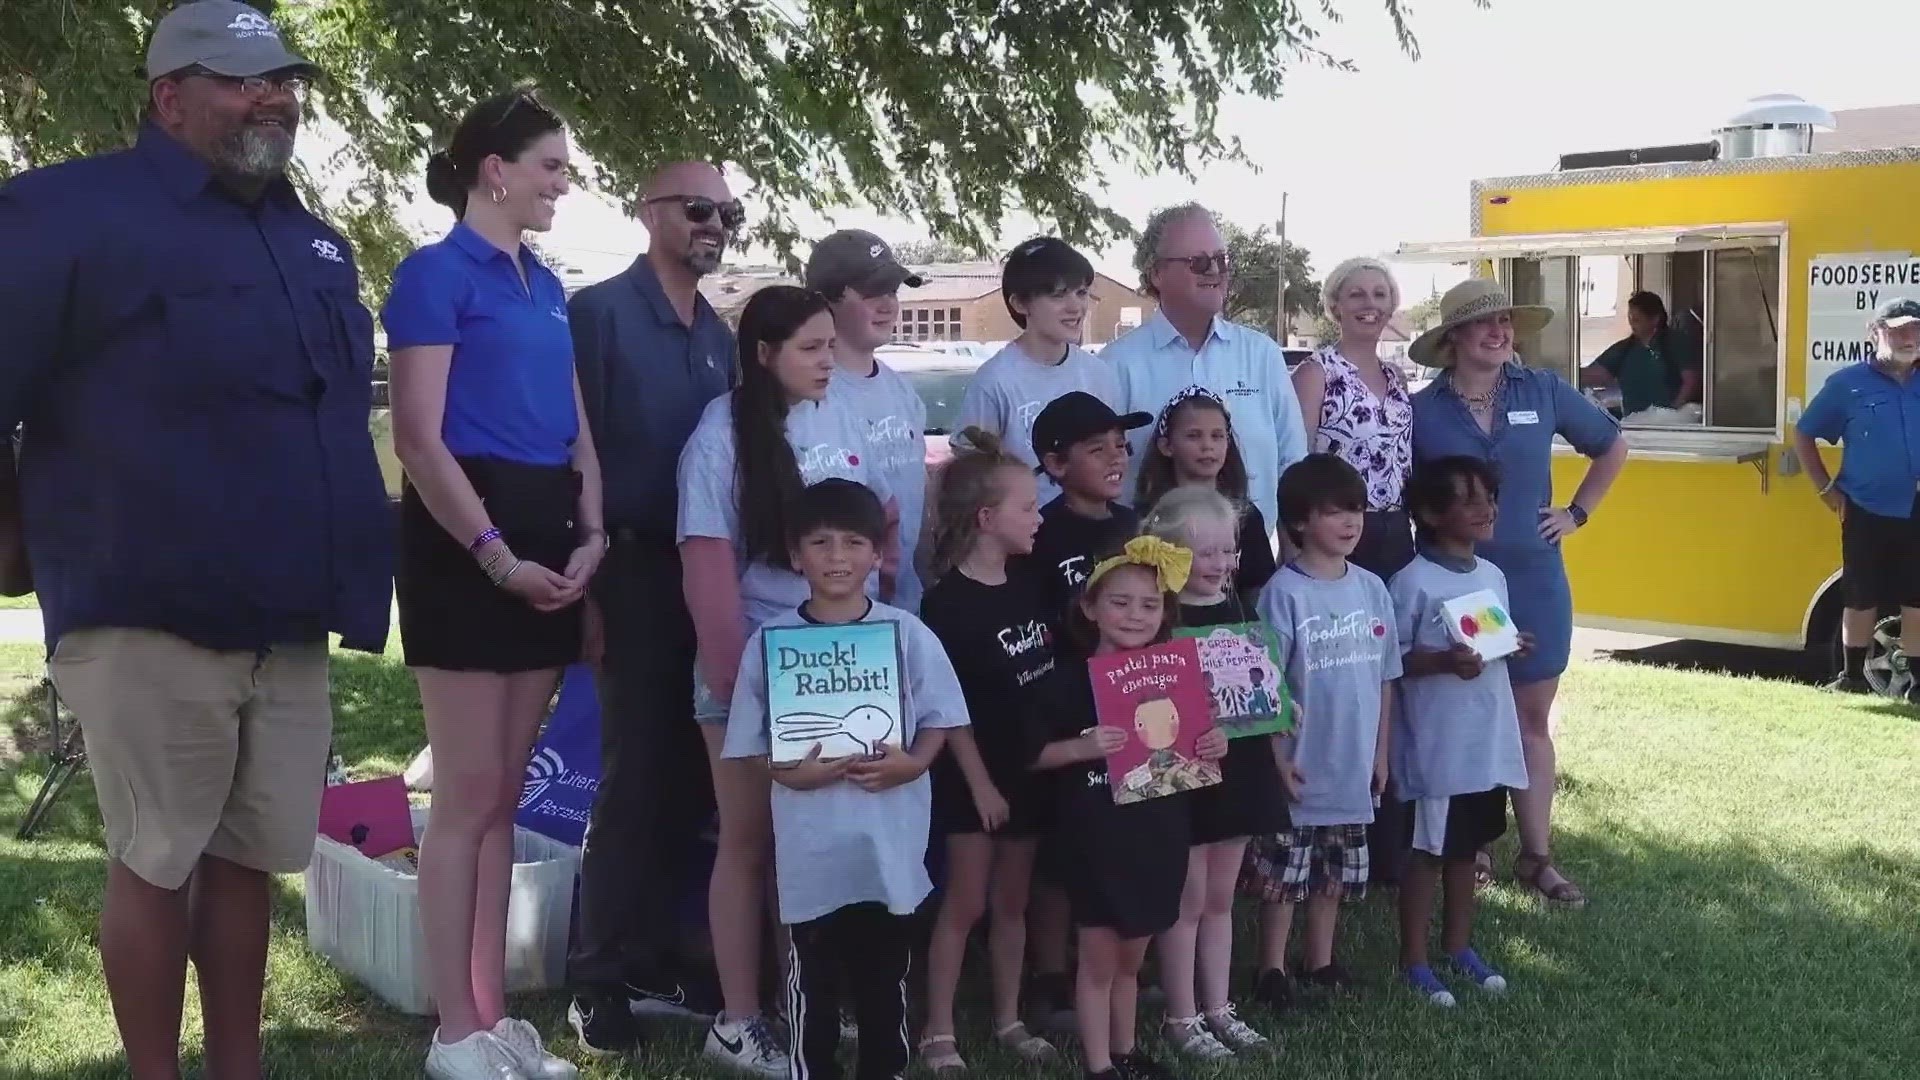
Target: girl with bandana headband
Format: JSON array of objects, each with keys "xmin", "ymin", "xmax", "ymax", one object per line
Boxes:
[{"xmin": 1135, "ymin": 386, "xmax": 1278, "ymax": 598}]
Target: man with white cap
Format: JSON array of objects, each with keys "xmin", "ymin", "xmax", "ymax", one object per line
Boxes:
[
  {"xmin": 0, "ymin": 3, "xmax": 392, "ymax": 1076},
  {"xmin": 1794, "ymin": 296, "xmax": 1920, "ymax": 699}
]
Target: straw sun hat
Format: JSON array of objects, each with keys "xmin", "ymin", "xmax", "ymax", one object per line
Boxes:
[{"xmin": 1407, "ymin": 278, "xmax": 1553, "ymax": 366}]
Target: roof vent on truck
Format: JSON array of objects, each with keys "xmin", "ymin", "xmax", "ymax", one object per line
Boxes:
[{"xmin": 1713, "ymin": 93, "xmax": 1836, "ymax": 160}]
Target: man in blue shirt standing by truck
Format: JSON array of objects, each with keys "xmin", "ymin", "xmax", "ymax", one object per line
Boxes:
[
  {"xmin": 0, "ymin": 4, "xmax": 394, "ymax": 1076},
  {"xmin": 1794, "ymin": 296, "xmax": 1920, "ymax": 701}
]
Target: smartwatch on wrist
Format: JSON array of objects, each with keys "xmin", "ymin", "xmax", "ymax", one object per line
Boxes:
[{"xmin": 1566, "ymin": 503, "xmax": 1589, "ymax": 528}]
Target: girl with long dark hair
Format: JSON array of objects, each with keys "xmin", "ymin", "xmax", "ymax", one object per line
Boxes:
[{"xmin": 675, "ymin": 285, "xmax": 897, "ymax": 1075}]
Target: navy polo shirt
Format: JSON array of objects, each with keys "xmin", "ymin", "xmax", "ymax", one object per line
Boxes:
[
  {"xmin": 0, "ymin": 124, "xmax": 394, "ymax": 652},
  {"xmin": 381, "ymin": 222, "xmax": 579, "ymax": 465},
  {"xmin": 569, "ymin": 258, "xmax": 735, "ymax": 537},
  {"xmin": 1411, "ymin": 363, "xmax": 1621, "ymax": 569},
  {"xmin": 1799, "ymin": 362, "xmax": 1920, "ymax": 519}
]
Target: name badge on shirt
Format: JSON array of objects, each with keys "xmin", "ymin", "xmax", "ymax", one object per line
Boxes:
[{"xmin": 1507, "ymin": 410, "xmax": 1540, "ymax": 425}]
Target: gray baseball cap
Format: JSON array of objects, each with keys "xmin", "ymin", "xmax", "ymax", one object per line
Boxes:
[
  {"xmin": 804, "ymin": 230, "xmax": 925, "ymax": 297},
  {"xmin": 1875, "ymin": 297, "xmax": 1920, "ymax": 328},
  {"xmin": 146, "ymin": 1, "xmax": 314, "ymax": 81}
]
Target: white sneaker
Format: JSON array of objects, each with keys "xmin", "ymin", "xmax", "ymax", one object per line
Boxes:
[
  {"xmin": 425, "ymin": 1029, "xmax": 525, "ymax": 1080},
  {"xmin": 492, "ymin": 1017, "xmax": 580, "ymax": 1079},
  {"xmin": 1162, "ymin": 1015, "xmax": 1235, "ymax": 1061},
  {"xmin": 705, "ymin": 1013, "xmax": 791, "ymax": 1077},
  {"xmin": 1202, "ymin": 1004, "xmax": 1272, "ymax": 1052}
]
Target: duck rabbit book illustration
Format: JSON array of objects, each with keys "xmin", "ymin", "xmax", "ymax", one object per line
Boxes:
[
  {"xmin": 1089, "ymin": 639, "xmax": 1222, "ymax": 805},
  {"xmin": 762, "ymin": 620, "xmax": 907, "ymax": 764},
  {"xmin": 1439, "ymin": 588, "xmax": 1521, "ymax": 661},
  {"xmin": 1173, "ymin": 621, "xmax": 1294, "ymax": 738}
]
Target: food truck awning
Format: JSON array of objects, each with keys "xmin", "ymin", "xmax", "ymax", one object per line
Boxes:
[{"xmin": 1394, "ymin": 223, "xmax": 1786, "ymax": 263}]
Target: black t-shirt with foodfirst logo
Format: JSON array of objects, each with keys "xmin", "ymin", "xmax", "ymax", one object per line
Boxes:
[
  {"xmin": 922, "ymin": 561, "xmax": 1062, "ymax": 836},
  {"xmin": 1030, "ymin": 495, "xmax": 1141, "ymax": 621}
]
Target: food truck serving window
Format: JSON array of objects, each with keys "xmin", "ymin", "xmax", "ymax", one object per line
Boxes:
[{"xmin": 1497, "ymin": 243, "xmax": 1781, "ymax": 431}]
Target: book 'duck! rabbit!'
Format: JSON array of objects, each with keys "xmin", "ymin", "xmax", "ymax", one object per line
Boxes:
[{"xmin": 762, "ymin": 620, "xmax": 909, "ymax": 763}]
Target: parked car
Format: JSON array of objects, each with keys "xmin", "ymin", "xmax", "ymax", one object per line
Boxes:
[{"xmin": 879, "ymin": 347, "xmax": 987, "ymax": 466}]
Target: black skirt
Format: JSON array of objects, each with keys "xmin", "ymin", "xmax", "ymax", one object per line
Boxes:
[
  {"xmin": 397, "ymin": 456, "xmax": 585, "ymax": 673},
  {"xmin": 1188, "ymin": 735, "xmax": 1292, "ymax": 844}
]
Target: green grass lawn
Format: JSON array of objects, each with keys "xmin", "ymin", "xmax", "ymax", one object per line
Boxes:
[{"xmin": 2, "ymin": 645, "xmax": 1917, "ymax": 1079}]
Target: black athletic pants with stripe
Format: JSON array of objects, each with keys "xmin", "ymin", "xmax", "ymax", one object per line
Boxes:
[{"xmin": 787, "ymin": 902, "xmax": 913, "ymax": 1080}]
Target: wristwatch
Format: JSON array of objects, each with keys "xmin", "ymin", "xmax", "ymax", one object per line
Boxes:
[{"xmin": 1566, "ymin": 504, "xmax": 1589, "ymax": 528}]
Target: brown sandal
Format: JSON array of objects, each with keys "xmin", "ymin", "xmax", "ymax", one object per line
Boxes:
[
  {"xmin": 1513, "ymin": 851, "xmax": 1587, "ymax": 908},
  {"xmin": 918, "ymin": 1034, "xmax": 967, "ymax": 1073},
  {"xmin": 1473, "ymin": 849, "xmax": 1495, "ymax": 889}
]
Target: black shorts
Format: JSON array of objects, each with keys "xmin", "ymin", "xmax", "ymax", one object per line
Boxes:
[
  {"xmin": 397, "ymin": 457, "xmax": 585, "ymax": 673},
  {"xmin": 1842, "ymin": 495, "xmax": 1920, "ymax": 609},
  {"xmin": 1399, "ymin": 787, "xmax": 1509, "ymax": 863},
  {"xmin": 930, "ymin": 757, "xmax": 1043, "ymax": 839},
  {"xmin": 1188, "ymin": 738, "xmax": 1292, "ymax": 844}
]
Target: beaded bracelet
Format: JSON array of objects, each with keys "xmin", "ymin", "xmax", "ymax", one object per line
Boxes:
[{"xmin": 469, "ymin": 526, "xmax": 502, "ymax": 554}]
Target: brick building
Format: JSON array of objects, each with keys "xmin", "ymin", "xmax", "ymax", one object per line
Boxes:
[{"xmin": 699, "ymin": 260, "xmax": 1148, "ymax": 345}]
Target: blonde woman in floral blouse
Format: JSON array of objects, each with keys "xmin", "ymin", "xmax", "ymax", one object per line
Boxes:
[
  {"xmin": 1291, "ymin": 256, "xmax": 1418, "ymax": 887},
  {"xmin": 1292, "ymin": 257, "xmax": 1416, "ymax": 578}
]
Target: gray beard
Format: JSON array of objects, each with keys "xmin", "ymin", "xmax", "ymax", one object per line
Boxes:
[
  {"xmin": 683, "ymin": 247, "xmax": 722, "ymax": 276},
  {"xmin": 212, "ymin": 126, "xmax": 295, "ymax": 179}
]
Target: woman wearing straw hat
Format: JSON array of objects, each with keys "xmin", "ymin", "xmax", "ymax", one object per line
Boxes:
[{"xmin": 1407, "ymin": 278, "xmax": 1628, "ymax": 908}]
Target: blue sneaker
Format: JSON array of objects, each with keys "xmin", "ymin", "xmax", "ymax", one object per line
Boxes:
[
  {"xmin": 1404, "ymin": 965, "xmax": 1456, "ymax": 1007},
  {"xmin": 1449, "ymin": 949, "xmax": 1508, "ymax": 993}
]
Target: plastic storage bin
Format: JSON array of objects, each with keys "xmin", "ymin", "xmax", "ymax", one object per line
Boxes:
[{"xmin": 304, "ymin": 808, "xmax": 580, "ymax": 1015}]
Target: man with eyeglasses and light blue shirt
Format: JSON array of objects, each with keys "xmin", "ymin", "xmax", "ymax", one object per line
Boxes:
[{"xmin": 1105, "ymin": 203, "xmax": 1309, "ymax": 537}]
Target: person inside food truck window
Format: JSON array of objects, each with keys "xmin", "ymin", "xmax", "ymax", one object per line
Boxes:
[
  {"xmin": 1792, "ymin": 296, "xmax": 1920, "ymax": 702},
  {"xmin": 1579, "ymin": 292, "xmax": 1702, "ymax": 418}
]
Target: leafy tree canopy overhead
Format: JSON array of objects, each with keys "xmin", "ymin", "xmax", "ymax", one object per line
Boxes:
[{"xmin": 1, "ymin": 0, "xmax": 1451, "ymax": 298}]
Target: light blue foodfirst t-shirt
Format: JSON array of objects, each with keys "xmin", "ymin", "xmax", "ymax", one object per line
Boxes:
[
  {"xmin": 1387, "ymin": 553, "xmax": 1530, "ymax": 801},
  {"xmin": 1257, "ymin": 563, "xmax": 1402, "ymax": 826},
  {"xmin": 954, "ymin": 341, "xmax": 1122, "ymax": 506},
  {"xmin": 831, "ymin": 361, "xmax": 928, "ymax": 611},
  {"xmin": 676, "ymin": 393, "xmax": 892, "ymax": 631},
  {"xmin": 722, "ymin": 600, "xmax": 970, "ymax": 924}
]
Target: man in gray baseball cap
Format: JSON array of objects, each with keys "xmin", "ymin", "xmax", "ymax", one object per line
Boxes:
[
  {"xmin": 0, "ymin": 1, "xmax": 393, "ymax": 1077},
  {"xmin": 145, "ymin": 0, "xmax": 313, "ymax": 191}
]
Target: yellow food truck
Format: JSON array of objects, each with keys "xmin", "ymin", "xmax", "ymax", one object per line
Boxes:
[{"xmin": 1396, "ymin": 95, "xmax": 1916, "ymax": 695}]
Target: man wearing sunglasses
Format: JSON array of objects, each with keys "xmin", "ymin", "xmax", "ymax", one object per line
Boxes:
[
  {"xmin": 806, "ymin": 231, "xmax": 929, "ymax": 610},
  {"xmin": 565, "ymin": 160, "xmax": 739, "ymax": 1055},
  {"xmin": 1106, "ymin": 202, "xmax": 1309, "ymax": 539},
  {"xmin": 0, "ymin": 3, "xmax": 395, "ymax": 1077}
]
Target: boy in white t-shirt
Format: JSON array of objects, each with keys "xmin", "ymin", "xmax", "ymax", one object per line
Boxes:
[
  {"xmin": 955, "ymin": 237, "xmax": 1121, "ymax": 505},
  {"xmin": 807, "ymin": 230, "xmax": 932, "ymax": 610},
  {"xmin": 1389, "ymin": 455, "xmax": 1532, "ymax": 1007},
  {"xmin": 724, "ymin": 479, "xmax": 969, "ymax": 1079}
]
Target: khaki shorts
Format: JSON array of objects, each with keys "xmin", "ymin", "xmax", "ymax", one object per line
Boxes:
[{"xmin": 50, "ymin": 628, "xmax": 332, "ymax": 890}]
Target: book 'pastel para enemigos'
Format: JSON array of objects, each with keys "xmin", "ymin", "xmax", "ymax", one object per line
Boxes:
[
  {"xmin": 762, "ymin": 620, "xmax": 907, "ymax": 764},
  {"xmin": 1172, "ymin": 621, "xmax": 1294, "ymax": 738},
  {"xmin": 1089, "ymin": 639, "xmax": 1222, "ymax": 805}
]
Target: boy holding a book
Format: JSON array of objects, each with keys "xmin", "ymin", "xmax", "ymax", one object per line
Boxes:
[{"xmin": 723, "ymin": 479, "xmax": 970, "ymax": 1080}]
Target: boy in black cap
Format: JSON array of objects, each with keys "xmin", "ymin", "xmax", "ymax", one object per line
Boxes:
[{"xmin": 1028, "ymin": 391, "xmax": 1154, "ymax": 615}]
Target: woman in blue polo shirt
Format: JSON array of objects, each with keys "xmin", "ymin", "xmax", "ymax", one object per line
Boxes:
[
  {"xmin": 1409, "ymin": 279, "xmax": 1628, "ymax": 909},
  {"xmin": 1792, "ymin": 296, "xmax": 1920, "ymax": 700},
  {"xmin": 383, "ymin": 88, "xmax": 602, "ymax": 1080}
]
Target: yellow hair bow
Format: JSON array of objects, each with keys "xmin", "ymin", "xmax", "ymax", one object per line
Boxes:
[{"xmin": 1086, "ymin": 535, "xmax": 1193, "ymax": 595}]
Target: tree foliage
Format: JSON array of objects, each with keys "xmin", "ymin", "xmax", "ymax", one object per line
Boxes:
[
  {"xmin": 1220, "ymin": 222, "xmax": 1321, "ymax": 338},
  {"xmin": 892, "ymin": 239, "xmax": 994, "ymax": 265},
  {"xmin": 2, "ymin": 0, "xmax": 1442, "ymax": 300}
]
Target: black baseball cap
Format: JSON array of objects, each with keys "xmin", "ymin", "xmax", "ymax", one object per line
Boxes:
[
  {"xmin": 1030, "ymin": 392, "xmax": 1152, "ymax": 471},
  {"xmin": 1875, "ymin": 297, "xmax": 1920, "ymax": 328}
]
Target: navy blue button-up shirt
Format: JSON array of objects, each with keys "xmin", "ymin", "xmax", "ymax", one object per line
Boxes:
[
  {"xmin": 0, "ymin": 124, "xmax": 395, "ymax": 652},
  {"xmin": 1798, "ymin": 361, "xmax": 1920, "ymax": 519},
  {"xmin": 569, "ymin": 258, "xmax": 735, "ymax": 537}
]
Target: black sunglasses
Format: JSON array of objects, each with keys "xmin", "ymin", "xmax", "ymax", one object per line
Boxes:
[
  {"xmin": 644, "ymin": 195, "xmax": 746, "ymax": 231},
  {"xmin": 491, "ymin": 91, "xmax": 557, "ymax": 129},
  {"xmin": 1157, "ymin": 251, "xmax": 1231, "ymax": 275}
]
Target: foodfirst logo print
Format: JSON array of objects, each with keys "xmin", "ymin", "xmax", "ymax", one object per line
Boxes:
[
  {"xmin": 797, "ymin": 442, "xmax": 858, "ymax": 479},
  {"xmin": 1299, "ymin": 610, "xmax": 1388, "ymax": 673},
  {"xmin": 996, "ymin": 619, "xmax": 1050, "ymax": 658}
]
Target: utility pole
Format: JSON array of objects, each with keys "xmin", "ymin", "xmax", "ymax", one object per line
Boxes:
[{"xmin": 1275, "ymin": 192, "xmax": 1289, "ymax": 344}]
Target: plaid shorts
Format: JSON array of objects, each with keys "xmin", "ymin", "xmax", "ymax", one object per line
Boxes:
[{"xmin": 1238, "ymin": 824, "xmax": 1370, "ymax": 904}]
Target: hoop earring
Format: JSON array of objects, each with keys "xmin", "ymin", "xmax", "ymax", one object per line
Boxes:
[{"xmin": 490, "ymin": 186, "xmax": 507, "ymax": 205}]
